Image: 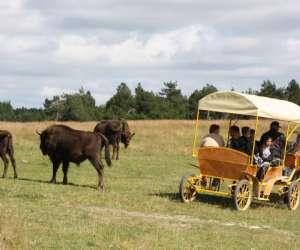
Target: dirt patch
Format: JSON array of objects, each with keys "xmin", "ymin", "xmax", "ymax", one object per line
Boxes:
[{"xmin": 72, "ymin": 206, "xmax": 295, "ymax": 239}]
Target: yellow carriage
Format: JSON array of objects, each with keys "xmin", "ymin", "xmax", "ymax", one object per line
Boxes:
[{"xmin": 179, "ymin": 91, "xmax": 300, "ymax": 211}]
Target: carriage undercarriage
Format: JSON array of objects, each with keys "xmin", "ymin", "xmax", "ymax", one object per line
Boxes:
[{"xmin": 180, "ymin": 169, "xmax": 300, "ymax": 211}]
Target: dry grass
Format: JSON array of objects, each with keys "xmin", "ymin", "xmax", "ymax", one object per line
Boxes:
[{"xmin": 0, "ymin": 208, "xmax": 28, "ymax": 250}]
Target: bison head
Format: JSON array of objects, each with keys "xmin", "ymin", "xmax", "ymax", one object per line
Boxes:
[
  {"xmin": 36, "ymin": 130, "xmax": 49, "ymax": 155},
  {"xmin": 121, "ymin": 131, "xmax": 135, "ymax": 148}
]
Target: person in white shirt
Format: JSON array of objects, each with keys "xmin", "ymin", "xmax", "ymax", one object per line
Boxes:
[
  {"xmin": 200, "ymin": 124, "xmax": 225, "ymax": 189},
  {"xmin": 200, "ymin": 124, "xmax": 225, "ymax": 147}
]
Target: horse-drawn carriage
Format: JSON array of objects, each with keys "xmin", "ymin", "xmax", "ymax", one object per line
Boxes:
[{"xmin": 179, "ymin": 91, "xmax": 300, "ymax": 211}]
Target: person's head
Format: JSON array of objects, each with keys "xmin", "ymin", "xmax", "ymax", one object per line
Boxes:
[
  {"xmin": 265, "ymin": 137, "xmax": 273, "ymax": 147},
  {"xmin": 270, "ymin": 121, "xmax": 281, "ymax": 132},
  {"xmin": 209, "ymin": 124, "xmax": 220, "ymax": 134},
  {"xmin": 242, "ymin": 126, "xmax": 251, "ymax": 138},
  {"xmin": 230, "ymin": 125, "xmax": 240, "ymax": 139},
  {"xmin": 296, "ymin": 134, "xmax": 300, "ymax": 144}
]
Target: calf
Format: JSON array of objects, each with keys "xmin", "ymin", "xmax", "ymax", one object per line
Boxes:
[
  {"xmin": 0, "ymin": 130, "xmax": 17, "ymax": 179},
  {"xmin": 36, "ymin": 125, "xmax": 111, "ymax": 190},
  {"xmin": 94, "ymin": 119, "xmax": 135, "ymax": 160}
]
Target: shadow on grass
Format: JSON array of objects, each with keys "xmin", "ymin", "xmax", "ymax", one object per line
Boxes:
[
  {"xmin": 150, "ymin": 192, "xmax": 287, "ymax": 210},
  {"xmin": 18, "ymin": 177, "xmax": 96, "ymax": 190},
  {"xmin": 150, "ymin": 192, "xmax": 235, "ymax": 209}
]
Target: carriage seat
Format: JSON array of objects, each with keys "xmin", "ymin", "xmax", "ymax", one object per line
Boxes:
[{"xmin": 198, "ymin": 147, "xmax": 252, "ymax": 180}]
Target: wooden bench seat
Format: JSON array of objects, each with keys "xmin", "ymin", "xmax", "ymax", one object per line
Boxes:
[{"xmin": 198, "ymin": 147, "xmax": 253, "ymax": 180}]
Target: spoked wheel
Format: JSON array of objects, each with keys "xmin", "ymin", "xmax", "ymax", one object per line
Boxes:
[
  {"xmin": 287, "ymin": 181, "xmax": 300, "ymax": 210},
  {"xmin": 179, "ymin": 173, "xmax": 198, "ymax": 203},
  {"xmin": 233, "ymin": 179, "xmax": 252, "ymax": 211}
]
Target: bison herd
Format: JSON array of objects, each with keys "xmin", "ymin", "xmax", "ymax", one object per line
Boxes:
[{"xmin": 0, "ymin": 119, "xmax": 135, "ymax": 191}]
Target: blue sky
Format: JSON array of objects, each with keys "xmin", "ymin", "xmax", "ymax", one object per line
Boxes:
[{"xmin": 1, "ymin": 0, "xmax": 300, "ymax": 107}]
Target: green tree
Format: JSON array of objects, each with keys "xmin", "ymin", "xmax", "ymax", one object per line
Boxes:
[
  {"xmin": 0, "ymin": 102, "xmax": 15, "ymax": 121},
  {"xmin": 14, "ymin": 108, "xmax": 47, "ymax": 121},
  {"xmin": 62, "ymin": 88, "xmax": 97, "ymax": 121},
  {"xmin": 188, "ymin": 84, "xmax": 218, "ymax": 118},
  {"xmin": 44, "ymin": 96, "xmax": 65, "ymax": 120},
  {"xmin": 135, "ymin": 83, "xmax": 163, "ymax": 119},
  {"xmin": 159, "ymin": 81, "xmax": 188, "ymax": 119},
  {"xmin": 258, "ymin": 80, "xmax": 285, "ymax": 99},
  {"xmin": 106, "ymin": 83, "xmax": 135, "ymax": 118},
  {"xmin": 285, "ymin": 79, "xmax": 300, "ymax": 105}
]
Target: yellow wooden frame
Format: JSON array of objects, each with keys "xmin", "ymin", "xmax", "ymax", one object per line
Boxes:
[
  {"xmin": 250, "ymin": 113, "xmax": 259, "ymax": 165},
  {"xmin": 192, "ymin": 110, "xmax": 200, "ymax": 157},
  {"xmin": 283, "ymin": 123, "xmax": 300, "ymax": 164}
]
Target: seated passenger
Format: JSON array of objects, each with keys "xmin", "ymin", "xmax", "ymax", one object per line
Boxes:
[
  {"xmin": 292, "ymin": 134, "xmax": 300, "ymax": 156},
  {"xmin": 238, "ymin": 126, "xmax": 252, "ymax": 155},
  {"xmin": 284, "ymin": 134, "xmax": 300, "ymax": 176},
  {"xmin": 229, "ymin": 125, "xmax": 241, "ymax": 150},
  {"xmin": 256, "ymin": 137, "xmax": 275, "ymax": 181},
  {"xmin": 260, "ymin": 121, "xmax": 285, "ymax": 159},
  {"xmin": 200, "ymin": 124, "xmax": 225, "ymax": 189},
  {"xmin": 200, "ymin": 124, "xmax": 225, "ymax": 147}
]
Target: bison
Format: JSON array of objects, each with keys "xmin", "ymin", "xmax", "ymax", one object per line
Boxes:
[
  {"xmin": 94, "ymin": 119, "xmax": 135, "ymax": 160},
  {"xmin": 36, "ymin": 125, "xmax": 111, "ymax": 190},
  {"xmin": 0, "ymin": 130, "xmax": 17, "ymax": 179}
]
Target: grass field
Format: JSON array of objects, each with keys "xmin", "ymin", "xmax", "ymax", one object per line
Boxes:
[{"xmin": 0, "ymin": 120, "xmax": 299, "ymax": 249}]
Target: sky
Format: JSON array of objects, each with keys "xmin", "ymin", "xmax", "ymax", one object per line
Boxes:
[{"xmin": 1, "ymin": 0, "xmax": 300, "ymax": 107}]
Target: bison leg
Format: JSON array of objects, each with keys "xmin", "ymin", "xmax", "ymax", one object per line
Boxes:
[
  {"xmin": 8, "ymin": 153, "xmax": 17, "ymax": 179},
  {"xmin": 116, "ymin": 143, "xmax": 120, "ymax": 160},
  {"xmin": 62, "ymin": 161, "xmax": 69, "ymax": 185},
  {"xmin": 50, "ymin": 161, "xmax": 60, "ymax": 184},
  {"xmin": 89, "ymin": 157, "xmax": 104, "ymax": 191},
  {"xmin": 1, "ymin": 154, "xmax": 9, "ymax": 178},
  {"xmin": 112, "ymin": 144, "xmax": 116, "ymax": 160}
]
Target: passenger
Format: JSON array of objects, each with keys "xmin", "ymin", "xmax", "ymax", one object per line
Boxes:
[
  {"xmin": 256, "ymin": 137, "xmax": 275, "ymax": 181},
  {"xmin": 259, "ymin": 121, "xmax": 285, "ymax": 159},
  {"xmin": 238, "ymin": 126, "xmax": 252, "ymax": 155},
  {"xmin": 229, "ymin": 125, "xmax": 241, "ymax": 150},
  {"xmin": 200, "ymin": 124, "xmax": 225, "ymax": 189},
  {"xmin": 283, "ymin": 134, "xmax": 300, "ymax": 176},
  {"xmin": 200, "ymin": 124, "xmax": 225, "ymax": 147},
  {"xmin": 291, "ymin": 134, "xmax": 300, "ymax": 156}
]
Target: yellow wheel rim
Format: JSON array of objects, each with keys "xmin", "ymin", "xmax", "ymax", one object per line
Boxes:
[
  {"xmin": 290, "ymin": 185, "xmax": 299, "ymax": 209},
  {"xmin": 183, "ymin": 178, "xmax": 196, "ymax": 201},
  {"xmin": 237, "ymin": 183, "xmax": 250, "ymax": 209}
]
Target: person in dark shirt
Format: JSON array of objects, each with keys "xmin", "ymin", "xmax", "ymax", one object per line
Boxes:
[
  {"xmin": 229, "ymin": 125, "xmax": 241, "ymax": 150},
  {"xmin": 238, "ymin": 126, "xmax": 252, "ymax": 155},
  {"xmin": 259, "ymin": 121, "xmax": 285, "ymax": 159}
]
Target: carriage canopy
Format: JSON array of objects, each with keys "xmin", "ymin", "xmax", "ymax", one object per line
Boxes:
[{"xmin": 198, "ymin": 91, "xmax": 300, "ymax": 123}]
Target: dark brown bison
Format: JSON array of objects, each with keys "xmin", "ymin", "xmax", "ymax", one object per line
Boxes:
[
  {"xmin": 36, "ymin": 125, "xmax": 111, "ymax": 190},
  {"xmin": 94, "ymin": 119, "xmax": 135, "ymax": 160},
  {"xmin": 0, "ymin": 130, "xmax": 17, "ymax": 179}
]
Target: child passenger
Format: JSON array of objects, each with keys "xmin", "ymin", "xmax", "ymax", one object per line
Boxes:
[{"xmin": 256, "ymin": 137, "xmax": 274, "ymax": 181}]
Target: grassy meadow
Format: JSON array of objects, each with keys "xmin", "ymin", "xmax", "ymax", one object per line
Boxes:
[{"xmin": 0, "ymin": 120, "xmax": 299, "ymax": 249}]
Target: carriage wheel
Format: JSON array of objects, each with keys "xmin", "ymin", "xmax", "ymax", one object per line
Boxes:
[
  {"xmin": 287, "ymin": 181, "xmax": 300, "ymax": 210},
  {"xmin": 233, "ymin": 179, "xmax": 252, "ymax": 211},
  {"xmin": 179, "ymin": 173, "xmax": 198, "ymax": 203}
]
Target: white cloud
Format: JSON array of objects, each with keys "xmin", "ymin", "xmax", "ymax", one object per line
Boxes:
[
  {"xmin": 41, "ymin": 86, "xmax": 75, "ymax": 98},
  {"xmin": 1, "ymin": 0, "xmax": 300, "ymax": 107},
  {"xmin": 54, "ymin": 25, "xmax": 213, "ymax": 67}
]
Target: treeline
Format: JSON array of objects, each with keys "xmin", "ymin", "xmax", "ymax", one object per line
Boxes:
[{"xmin": 1, "ymin": 80, "xmax": 300, "ymax": 121}]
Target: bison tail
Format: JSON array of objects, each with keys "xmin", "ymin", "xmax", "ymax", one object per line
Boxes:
[
  {"xmin": 104, "ymin": 142, "xmax": 112, "ymax": 167},
  {"xmin": 97, "ymin": 132, "xmax": 112, "ymax": 167}
]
